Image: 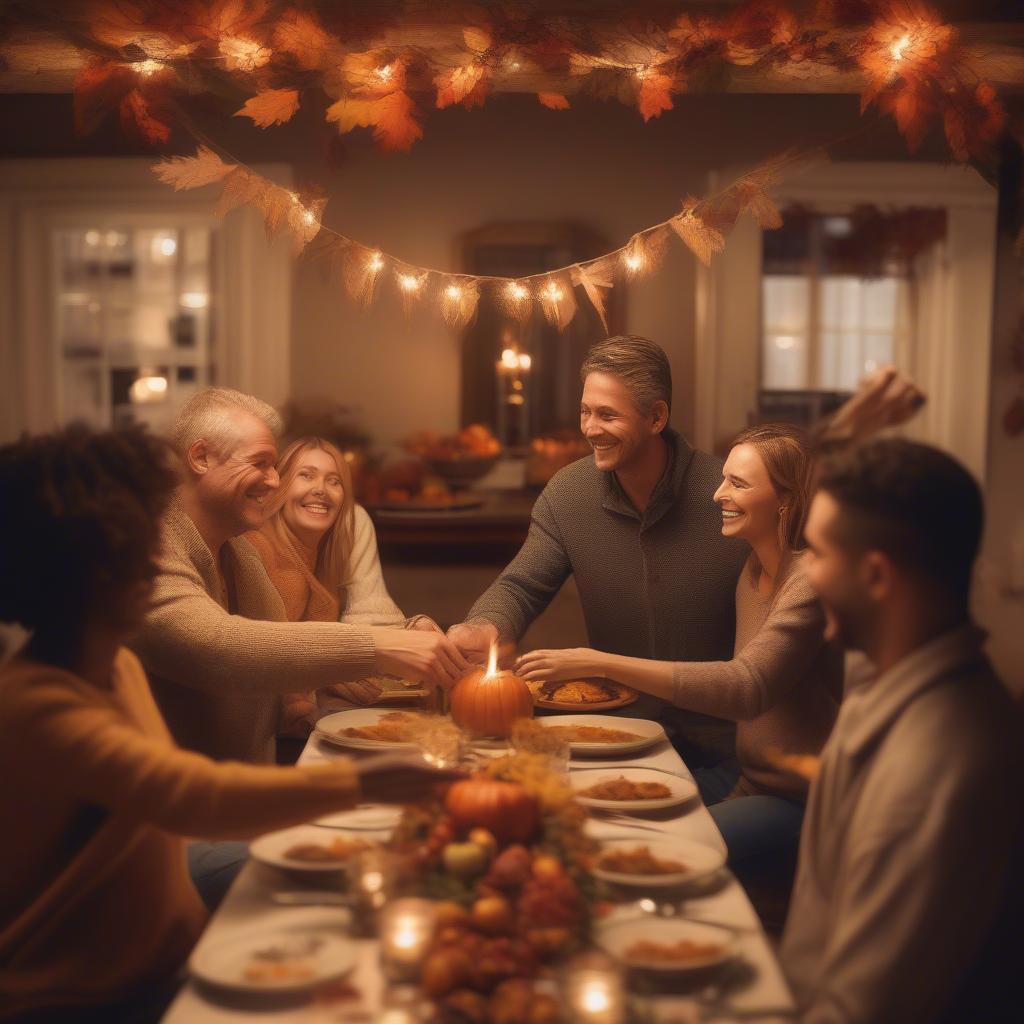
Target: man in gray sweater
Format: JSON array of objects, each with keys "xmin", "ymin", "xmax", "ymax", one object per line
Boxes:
[{"xmin": 449, "ymin": 336, "xmax": 748, "ymax": 764}]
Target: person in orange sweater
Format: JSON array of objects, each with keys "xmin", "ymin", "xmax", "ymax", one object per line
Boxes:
[
  {"xmin": 0, "ymin": 425, "xmax": 461, "ymax": 1023},
  {"xmin": 244, "ymin": 436, "xmax": 441, "ymax": 735}
]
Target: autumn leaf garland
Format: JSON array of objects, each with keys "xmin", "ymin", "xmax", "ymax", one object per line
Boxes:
[{"xmin": 152, "ymin": 143, "xmax": 811, "ymax": 325}]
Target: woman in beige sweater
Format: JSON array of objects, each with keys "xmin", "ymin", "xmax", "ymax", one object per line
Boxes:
[
  {"xmin": 517, "ymin": 423, "xmax": 843, "ymax": 869},
  {"xmin": 0, "ymin": 425, "xmax": 458, "ymax": 1022},
  {"xmin": 244, "ymin": 436, "xmax": 440, "ymax": 734}
]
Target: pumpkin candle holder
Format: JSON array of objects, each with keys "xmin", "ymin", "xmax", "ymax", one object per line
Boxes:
[{"xmin": 449, "ymin": 644, "xmax": 533, "ymax": 740}]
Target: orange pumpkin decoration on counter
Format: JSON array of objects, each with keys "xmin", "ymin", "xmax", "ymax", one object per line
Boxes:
[
  {"xmin": 450, "ymin": 661, "xmax": 534, "ymax": 739},
  {"xmin": 444, "ymin": 779, "xmax": 539, "ymax": 844}
]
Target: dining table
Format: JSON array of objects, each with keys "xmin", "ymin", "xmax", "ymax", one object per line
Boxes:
[{"xmin": 162, "ymin": 718, "xmax": 797, "ymax": 1024}]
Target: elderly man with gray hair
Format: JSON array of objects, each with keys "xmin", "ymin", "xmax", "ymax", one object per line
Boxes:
[{"xmin": 132, "ymin": 387, "xmax": 467, "ymax": 764}]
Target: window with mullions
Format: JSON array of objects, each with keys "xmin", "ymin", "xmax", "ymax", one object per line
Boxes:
[{"xmin": 759, "ymin": 206, "xmax": 945, "ymax": 421}]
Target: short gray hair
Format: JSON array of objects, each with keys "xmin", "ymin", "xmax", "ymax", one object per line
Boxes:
[
  {"xmin": 170, "ymin": 388, "xmax": 282, "ymax": 457},
  {"xmin": 580, "ymin": 335, "xmax": 672, "ymax": 414}
]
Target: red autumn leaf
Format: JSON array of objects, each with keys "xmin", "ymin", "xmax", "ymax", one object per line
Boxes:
[
  {"xmin": 272, "ymin": 7, "xmax": 334, "ymax": 71},
  {"xmin": 373, "ymin": 91, "xmax": 422, "ymax": 151},
  {"xmin": 538, "ymin": 92, "xmax": 570, "ymax": 110},
  {"xmin": 119, "ymin": 88, "xmax": 170, "ymax": 146},
  {"xmin": 637, "ymin": 71, "xmax": 674, "ymax": 122},
  {"xmin": 191, "ymin": 0, "xmax": 269, "ymax": 41},
  {"xmin": 234, "ymin": 88, "xmax": 300, "ymax": 128},
  {"xmin": 74, "ymin": 60, "xmax": 135, "ymax": 135},
  {"xmin": 435, "ymin": 65, "xmax": 484, "ymax": 109}
]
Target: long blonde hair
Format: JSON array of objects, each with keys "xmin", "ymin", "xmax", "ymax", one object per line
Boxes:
[
  {"xmin": 729, "ymin": 422, "xmax": 814, "ymax": 591},
  {"xmin": 266, "ymin": 437, "xmax": 356, "ymax": 600}
]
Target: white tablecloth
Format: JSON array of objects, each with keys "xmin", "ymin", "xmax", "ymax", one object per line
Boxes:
[{"xmin": 164, "ymin": 730, "xmax": 795, "ymax": 1023}]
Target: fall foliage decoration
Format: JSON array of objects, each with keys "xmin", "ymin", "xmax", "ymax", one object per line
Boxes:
[
  {"xmin": 151, "ymin": 141, "xmax": 817, "ymax": 330},
  {"xmin": 6, "ymin": 1, "xmax": 1016, "ymax": 161}
]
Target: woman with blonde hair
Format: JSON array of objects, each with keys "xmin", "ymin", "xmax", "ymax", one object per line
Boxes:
[
  {"xmin": 246, "ymin": 436, "xmax": 438, "ymax": 733},
  {"xmin": 518, "ymin": 421, "xmax": 842, "ymax": 872}
]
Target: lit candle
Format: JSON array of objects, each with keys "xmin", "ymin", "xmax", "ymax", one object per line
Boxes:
[
  {"xmin": 563, "ymin": 952, "xmax": 626, "ymax": 1024},
  {"xmin": 379, "ymin": 898, "xmax": 436, "ymax": 981},
  {"xmin": 347, "ymin": 849, "xmax": 400, "ymax": 936}
]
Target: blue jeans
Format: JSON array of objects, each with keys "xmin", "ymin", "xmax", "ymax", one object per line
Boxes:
[
  {"xmin": 693, "ymin": 760, "xmax": 805, "ymax": 867},
  {"xmin": 187, "ymin": 840, "xmax": 249, "ymax": 911}
]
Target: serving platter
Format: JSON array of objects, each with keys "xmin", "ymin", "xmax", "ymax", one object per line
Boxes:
[
  {"xmin": 597, "ymin": 917, "xmax": 738, "ymax": 973},
  {"xmin": 592, "ymin": 837, "xmax": 726, "ymax": 889},
  {"xmin": 249, "ymin": 824, "xmax": 376, "ymax": 874},
  {"xmin": 190, "ymin": 924, "xmax": 356, "ymax": 993},
  {"xmin": 571, "ymin": 766, "xmax": 697, "ymax": 811},
  {"xmin": 529, "ymin": 678, "xmax": 639, "ymax": 713},
  {"xmin": 536, "ymin": 714, "xmax": 667, "ymax": 757},
  {"xmin": 313, "ymin": 708, "xmax": 426, "ymax": 752}
]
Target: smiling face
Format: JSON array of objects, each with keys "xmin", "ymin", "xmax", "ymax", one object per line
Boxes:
[
  {"xmin": 197, "ymin": 411, "xmax": 280, "ymax": 538},
  {"xmin": 580, "ymin": 371, "xmax": 666, "ymax": 474},
  {"xmin": 280, "ymin": 446, "xmax": 345, "ymax": 547},
  {"xmin": 802, "ymin": 490, "xmax": 876, "ymax": 650},
  {"xmin": 713, "ymin": 443, "xmax": 782, "ymax": 548}
]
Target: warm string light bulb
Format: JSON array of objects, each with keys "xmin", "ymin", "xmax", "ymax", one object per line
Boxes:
[
  {"xmin": 507, "ymin": 281, "xmax": 528, "ymax": 302},
  {"xmin": 500, "ymin": 347, "xmax": 520, "ymax": 369},
  {"xmin": 445, "ymin": 284, "xmax": 463, "ymax": 300},
  {"xmin": 398, "ymin": 272, "xmax": 422, "ymax": 293},
  {"xmin": 368, "ymin": 251, "xmax": 384, "ymax": 272},
  {"xmin": 543, "ymin": 281, "xmax": 563, "ymax": 301}
]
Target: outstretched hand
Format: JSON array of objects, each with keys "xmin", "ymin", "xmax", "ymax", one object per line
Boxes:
[
  {"xmin": 446, "ymin": 621, "xmax": 498, "ymax": 662},
  {"xmin": 515, "ymin": 647, "xmax": 603, "ymax": 683},
  {"xmin": 825, "ymin": 366, "xmax": 925, "ymax": 444},
  {"xmin": 371, "ymin": 627, "xmax": 469, "ymax": 691},
  {"xmin": 355, "ymin": 751, "xmax": 468, "ymax": 804}
]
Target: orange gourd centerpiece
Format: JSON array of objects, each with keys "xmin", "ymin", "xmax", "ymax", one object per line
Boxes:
[
  {"xmin": 450, "ymin": 643, "xmax": 534, "ymax": 739},
  {"xmin": 444, "ymin": 778, "xmax": 539, "ymax": 844}
]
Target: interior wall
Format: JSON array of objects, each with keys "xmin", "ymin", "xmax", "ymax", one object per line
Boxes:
[{"xmin": 279, "ymin": 93, "xmax": 920, "ymax": 450}]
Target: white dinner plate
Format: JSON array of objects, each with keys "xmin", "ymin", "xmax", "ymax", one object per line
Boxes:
[
  {"xmin": 314, "ymin": 804, "xmax": 403, "ymax": 830},
  {"xmin": 314, "ymin": 708, "xmax": 426, "ymax": 751},
  {"xmin": 249, "ymin": 824, "xmax": 376, "ymax": 874},
  {"xmin": 597, "ymin": 917, "xmax": 738, "ymax": 973},
  {"xmin": 571, "ymin": 767, "xmax": 697, "ymax": 810},
  {"xmin": 190, "ymin": 924, "xmax": 356, "ymax": 992},
  {"xmin": 592, "ymin": 837, "xmax": 726, "ymax": 889},
  {"xmin": 537, "ymin": 714, "xmax": 667, "ymax": 756}
]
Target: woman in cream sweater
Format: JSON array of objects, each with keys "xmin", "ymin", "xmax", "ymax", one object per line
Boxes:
[
  {"xmin": 0, "ymin": 425, "xmax": 458, "ymax": 1023},
  {"xmin": 245, "ymin": 436, "xmax": 440, "ymax": 734}
]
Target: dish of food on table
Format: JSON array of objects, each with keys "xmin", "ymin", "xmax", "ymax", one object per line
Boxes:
[
  {"xmin": 314, "ymin": 709, "xmax": 441, "ymax": 750},
  {"xmin": 190, "ymin": 927, "xmax": 357, "ymax": 992},
  {"xmin": 597, "ymin": 918, "xmax": 737, "ymax": 973},
  {"xmin": 591, "ymin": 837, "xmax": 726, "ymax": 889},
  {"xmin": 534, "ymin": 714, "xmax": 667, "ymax": 756},
  {"xmin": 570, "ymin": 767, "xmax": 698, "ymax": 810},
  {"xmin": 249, "ymin": 824, "xmax": 378, "ymax": 873},
  {"xmin": 526, "ymin": 677, "xmax": 638, "ymax": 711}
]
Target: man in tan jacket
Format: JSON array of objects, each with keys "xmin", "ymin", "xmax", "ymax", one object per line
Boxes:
[
  {"xmin": 781, "ymin": 439, "xmax": 1024, "ymax": 1023},
  {"xmin": 131, "ymin": 388, "xmax": 467, "ymax": 763}
]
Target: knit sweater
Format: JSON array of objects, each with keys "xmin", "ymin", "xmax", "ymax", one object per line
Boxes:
[
  {"xmin": 672, "ymin": 554, "xmax": 843, "ymax": 798},
  {"xmin": 0, "ymin": 648, "xmax": 362, "ymax": 1021},
  {"xmin": 468, "ymin": 428, "xmax": 749, "ymax": 756},
  {"xmin": 131, "ymin": 501, "xmax": 377, "ymax": 763}
]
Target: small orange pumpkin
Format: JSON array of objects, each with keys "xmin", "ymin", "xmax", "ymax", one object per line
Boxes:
[
  {"xmin": 450, "ymin": 666, "xmax": 534, "ymax": 739},
  {"xmin": 445, "ymin": 779, "xmax": 538, "ymax": 844}
]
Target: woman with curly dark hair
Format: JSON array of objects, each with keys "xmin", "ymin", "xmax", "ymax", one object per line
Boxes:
[{"xmin": 0, "ymin": 424, "xmax": 460, "ymax": 1023}]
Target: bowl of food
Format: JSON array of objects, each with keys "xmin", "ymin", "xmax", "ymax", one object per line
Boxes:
[{"xmin": 406, "ymin": 424, "xmax": 502, "ymax": 491}]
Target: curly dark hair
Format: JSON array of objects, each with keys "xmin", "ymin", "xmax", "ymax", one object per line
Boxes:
[
  {"xmin": 0, "ymin": 424, "xmax": 179, "ymax": 643},
  {"xmin": 817, "ymin": 438, "xmax": 983, "ymax": 604}
]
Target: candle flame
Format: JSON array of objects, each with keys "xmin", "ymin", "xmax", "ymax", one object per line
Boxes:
[{"xmin": 485, "ymin": 640, "xmax": 498, "ymax": 678}]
